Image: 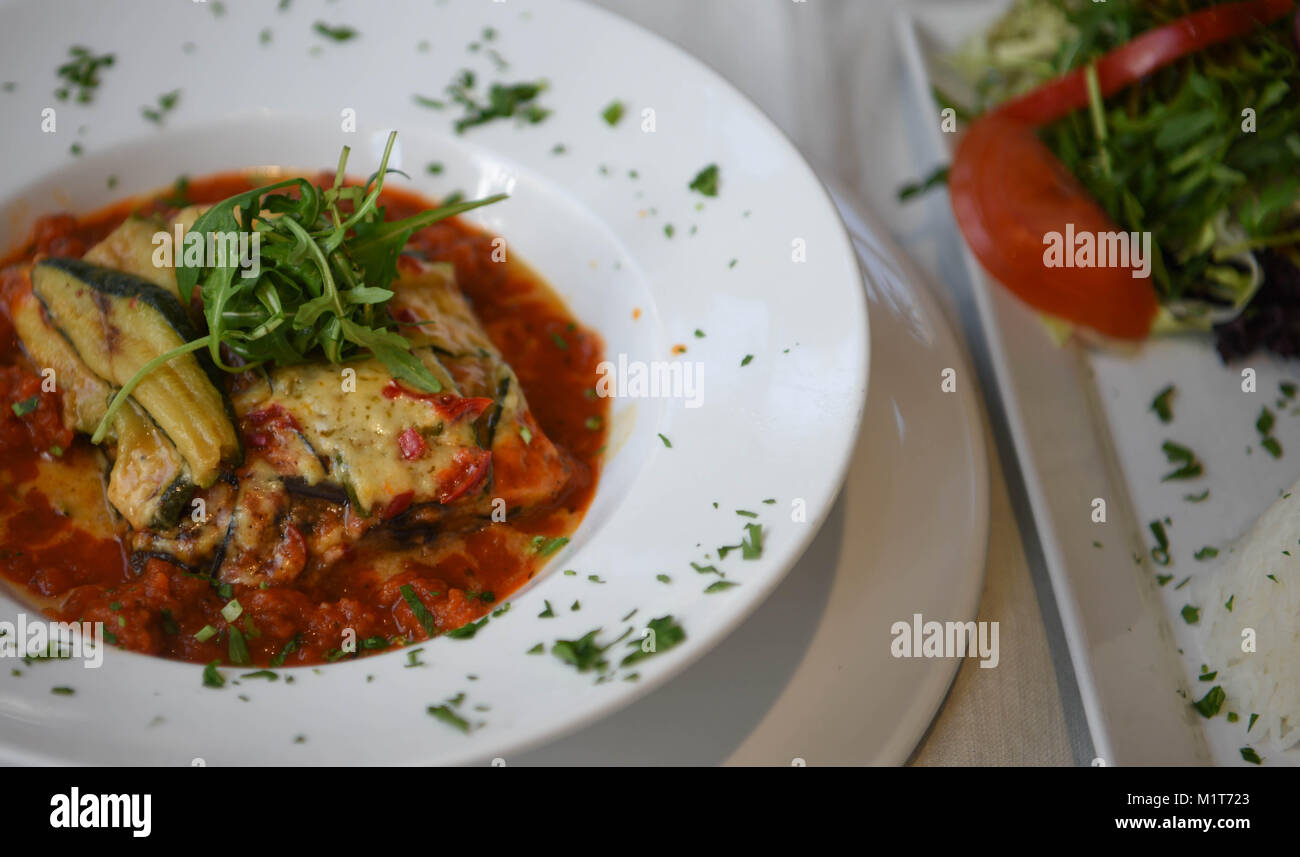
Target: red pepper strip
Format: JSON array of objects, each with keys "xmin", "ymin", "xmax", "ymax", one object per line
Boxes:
[{"xmin": 994, "ymin": 0, "xmax": 1295, "ymax": 126}]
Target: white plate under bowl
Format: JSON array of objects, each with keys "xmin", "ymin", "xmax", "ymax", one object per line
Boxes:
[
  {"xmin": 489, "ymin": 187, "xmax": 989, "ymax": 766},
  {"xmin": 0, "ymin": 0, "xmax": 866, "ymax": 764}
]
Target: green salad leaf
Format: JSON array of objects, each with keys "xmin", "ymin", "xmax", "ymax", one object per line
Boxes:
[{"xmin": 930, "ymin": 0, "xmax": 1300, "ymax": 331}]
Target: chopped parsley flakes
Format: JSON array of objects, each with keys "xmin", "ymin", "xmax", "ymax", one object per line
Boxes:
[
  {"xmin": 1160, "ymin": 441, "xmax": 1203, "ymax": 481},
  {"xmin": 688, "ymin": 164, "xmax": 719, "ymax": 197},
  {"xmin": 141, "ymin": 89, "xmax": 180, "ymax": 125},
  {"xmin": 447, "ymin": 71, "xmax": 550, "ymax": 134},
  {"xmin": 202, "ymin": 661, "xmax": 226, "ymax": 689},
  {"xmin": 427, "ymin": 704, "xmax": 470, "ymax": 733},
  {"xmin": 620, "ymin": 616, "xmax": 685, "ymax": 667},
  {"xmin": 313, "ymin": 21, "xmax": 358, "ymax": 42},
  {"xmin": 399, "ymin": 584, "xmax": 438, "ymax": 637},
  {"xmin": 531, "ymin": 535, "xmax": 568, "ymax": 557},
  {"xmin": 1150, "ymin": 385, "xmax": 1175, "ymax": 423},
  {"xmin": 552, "ymin": 629, "xmax": 608, "ymax": 672},
  {"xmin": 1192, "ymin": 685, "xmax": 1225, "ymax": 718},
  {"xmin": 601, "ymin": 100, "xmax": 625, "ymax": 126},
  {"xmin": 1149, "ymin": 520, "xmax": 1171, "ymax": 566},
  {"xmin": 1256, "ymin": 407, "xmax": 1283, "ymax": 458},
  {"xmin": 55, "ymin": 45, "xmax": 115, "ymax": 104},
  {"xmin": 446, "ymin": 616, "xmax": 489, "ymax": 640}
]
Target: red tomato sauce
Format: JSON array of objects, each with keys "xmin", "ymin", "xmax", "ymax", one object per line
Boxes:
[{"xmin": 0, "ymin": 173, "xmax": 607, "ymax": 667}]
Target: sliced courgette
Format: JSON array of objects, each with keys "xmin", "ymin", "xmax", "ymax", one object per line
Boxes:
[
  {"xmin": 81, "ymin": 207, "xmax": 207, "ymax": 306},
  {"xmin": 128, "ymin": 476, "xmax": 236, "ymax": 568},
  {"xmin": 81, "ymin": 216, "xmax": 181, "ymax": 301},
  {"xmin": 12, "ymin": 289, "xmax": 194, "ymax": 527},
  {"xmin": 31, "ymin": 257, "xmax": 239, "ymax": 487},
  {"xmin": 10, "ymin": 291, "xmax": 112, "ymax": 434},
  {"xmin": 106, "ymin": 401, "xmax": 193, "ymax": 529}
]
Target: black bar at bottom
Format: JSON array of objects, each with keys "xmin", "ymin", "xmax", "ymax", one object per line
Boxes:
[{"xmin": 7, "ymin": 765, "xmax": 1287, "ymax": 841}]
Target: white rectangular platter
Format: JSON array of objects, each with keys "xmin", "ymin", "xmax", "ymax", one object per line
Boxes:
[{"xmin": 897, "ymin": 0, "xmax": 1300, "ymax": 766}]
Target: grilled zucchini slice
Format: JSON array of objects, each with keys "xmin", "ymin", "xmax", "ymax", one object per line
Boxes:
[
  {"xmin": 82, "ymin": 216, "xmax": 179, "ymax": 300},
  {"xmin": 31, "ymin": 257, "xmax": 239, "ymax": 487},
  {"xmin": 106, "ymin": 401, "xmax": 193, "ymax": 529},
  {"xmin": 10, "ymin": 291, "xmax": 112, "ymax": 435},
  {"xmin": 12, "ymin": 289, "xmax": 194, "ymax": 527},
  {"xmin": 81, "ymin": 208, "xmax": 205, "ymax": 305}
]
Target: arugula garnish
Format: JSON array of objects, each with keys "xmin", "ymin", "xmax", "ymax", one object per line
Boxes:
[{"xmin": 91, "ymin": 132, "xmax": 506, "ymax": 444}]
